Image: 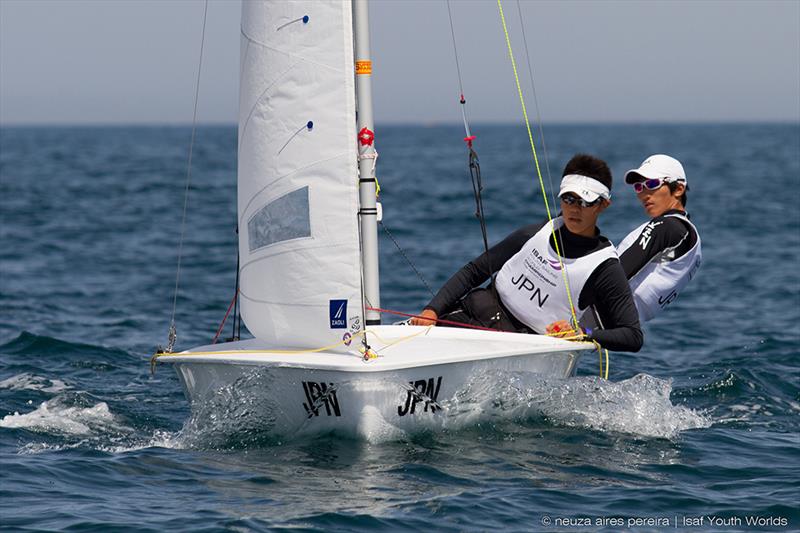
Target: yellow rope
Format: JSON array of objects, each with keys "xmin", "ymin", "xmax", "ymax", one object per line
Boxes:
[
  {"xmin": 151, "ymin": 322, "xmax": 605, "ymax": 377},
  {"xmin": 496, "ymin": 0, "xmax": 579, "ymax": 331},
  {"xmin": 152, "ymin": 330, "xmax": 368, "ymax": 359},
  {"xmin": 540, "ymin": 327, "xmax": 608, "ymax": 377},
  {"xmin": 152, "ymin": 326, "xmax": 435, "ymax": 361},
  {"xmin": 598, "ymin": 342, "xmax": 604, "ymax": 377},
  {"xmin": 364, "ymin": 325, "xmax": 433, "ymax": 351},
  {"xmin": 590, "ymin": 339, "xmax": 610, "ymax": 379}
]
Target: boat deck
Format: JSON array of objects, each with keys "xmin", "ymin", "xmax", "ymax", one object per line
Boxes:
[{"xmin": 157, "ymin": 325, "xmax": 594, "ymax": 372}]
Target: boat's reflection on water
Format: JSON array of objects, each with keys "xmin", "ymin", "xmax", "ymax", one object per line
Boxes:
[
  {"xmin": 170, "ymin": 370, "xmax": 710, "ymax": 524},
  {"xmin": 185, "ymin": 391, "xmax": 698, "ymax": 526}
]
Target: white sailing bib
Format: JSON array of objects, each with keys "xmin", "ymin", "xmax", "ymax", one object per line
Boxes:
[
  {"xmin": 495, "ymin": 217, "xmax": 618, "ymax": 333},
  {"xmin": 617, "ymin": 213, "xmax": 702, "ymax": 322}
]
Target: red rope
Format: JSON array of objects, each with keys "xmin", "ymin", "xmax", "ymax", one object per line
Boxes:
[
  {"xmin": 366, "ymin": 306, "xmax": 502, "ymax": 332},
  {"xmin": 212, "ymin": 291, "xmax": 238, "ymax": 344}
]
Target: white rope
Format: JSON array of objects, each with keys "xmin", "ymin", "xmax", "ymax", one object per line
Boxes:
[{"xmin": 359, "ymin": 150, "xmax": 379, "ymax": 174}]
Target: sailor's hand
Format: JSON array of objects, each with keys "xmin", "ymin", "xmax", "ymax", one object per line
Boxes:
[
  {"xmin": 546, "ymin": 320, "xmax": 577, "ymax": 337},
  {"xmin": 410, "ymin": 309, "xmax": 438, "ymax": 326}
]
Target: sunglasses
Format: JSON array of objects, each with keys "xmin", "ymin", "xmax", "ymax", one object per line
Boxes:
[
  {"xmin": 560, "ymin": 194, "xmax": 602, "ymax": 208},
  {"xmin": 632, "ymin": 178, "xmax": 669, "ymax": 193}
]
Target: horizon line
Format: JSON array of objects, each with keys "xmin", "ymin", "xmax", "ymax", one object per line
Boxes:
[{"xmin": 1, "ymin": 119, "xmax": 798, "ymax": 128}]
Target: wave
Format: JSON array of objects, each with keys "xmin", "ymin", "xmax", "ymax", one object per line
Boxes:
[
  {"xmin": 15, "ymin": 429, "xmax": 185, "ymax": 456},
  {"xmin": 457, "ymin": 371, "xmax": 711, "ymax": 440},
  {"xmin": 672, "ymin": 366, "xmax": 800, "ymax": 431},
  {"xmin": 3, "ymin": 394, "xmax": 187, "ymax": 455},
  {"xmin": 0, "ymin": 398, "xmax": 124, "ymax": 436},
  {"xmin": 0, "ymin": 368, "xmax": 723, "ymax": 451},
  {"xmin": 0, "ymin": 373, "xmax": 71, "ymax": 393},
  {"xmin": 0, "ymin": 331, "xmax": 130, "ymax": 360}
]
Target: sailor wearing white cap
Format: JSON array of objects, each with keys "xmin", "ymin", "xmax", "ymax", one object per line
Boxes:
[
  {"xmin": 617, "ymin": 154, "xmax": 702, "ymax": 322},
  {"xmin": 411, "ymin": 154, "xmax": 643, "ymax": 353}
]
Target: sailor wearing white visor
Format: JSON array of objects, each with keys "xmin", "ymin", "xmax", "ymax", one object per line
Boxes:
[
  {"xmin": 618, "ymin": 154, "xmax": 702, "ymax": 322},
  {"xmin": 411, "ymin": 154, "xmax": 643, "ymax": 353}
]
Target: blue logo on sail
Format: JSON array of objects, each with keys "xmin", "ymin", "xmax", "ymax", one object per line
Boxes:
[{"xmin": 329, "ymin": 299, "xmax": 347, "ymax": 329}]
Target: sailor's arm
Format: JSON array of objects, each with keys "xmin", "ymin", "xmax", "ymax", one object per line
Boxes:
[
  {"xmin": 411, "ymin": 223, "xmax": 542, "ymax": 325},
  {"xmin": 581, "ymin": 259, "xmax": 644, "ymax": 352},
  {"xmin": 619, "ymin": 215, "xmax": 691, "ymax": 279}
]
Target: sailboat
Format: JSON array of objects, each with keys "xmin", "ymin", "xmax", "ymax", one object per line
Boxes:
[{"xmin": 156, "ymin": 0, "xmax": 595, "ymax": 439}]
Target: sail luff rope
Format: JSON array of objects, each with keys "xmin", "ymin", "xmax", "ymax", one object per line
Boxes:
[
  {"xmin": 164, "ymin": 0, "xmax": 209, "ymax": 354},
  {"xmin": 495, "ymin": 0, "xmax": 580, "ymax": 332}
]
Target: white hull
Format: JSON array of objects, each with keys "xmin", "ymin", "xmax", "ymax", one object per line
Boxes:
[{"xmin": 159, "ymin": 325, "xmax": 593, "ymax": 440}]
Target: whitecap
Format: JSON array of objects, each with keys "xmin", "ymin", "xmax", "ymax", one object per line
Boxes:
[
  {"xmin": 16, "ymin": 429, "xmax": 186, "ymax": 455},
  {"xmin": 0, "ymin": 373, "xmax": 71, "ymax": 393},
  {"xmin": 1, "ymin": 399, "xmax": 120, "ymax": 436},
  {"xmin": 453, "ymin": 371, "xmax": 711, "ymax": 439},
  {"xmin": 99, "ymin": 430, "xmax": 186, "ymax": 453}
]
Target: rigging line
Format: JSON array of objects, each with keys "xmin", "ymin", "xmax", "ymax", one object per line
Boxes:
[
  {"xmin": 234, "ymin": 229, "xmax": 242, "ymax": 341},
  {"xmin": 166, "ymin": 0, "xmax": 209, "ymax": 353},
  {"xmin": 379, "ymin": 221, "xmax": 435, "ymax": 297},
  {"xmin": 229, "ymin": 243, "xmax": 241, "ymax": 342},
  {"xmin": 154, "ymin": 326, "xmax": 438, "ymax": 362},
  {"xmin": 496, "ymin": 0, "xmax": 580, "ymax": 329},
  {"xmin": 469, "ymin": 148, "xmax": 498, "ymax": 296},
  {"xmin": 515, "ymin": 0, "xmax": 576, "ymax": 322},
  {"xmin": 445, "ymin": 0, "xmax": 473, "ymax": 139},
  {"xmin": 515, "ymin": 1, "xmax": 556, "ymax": 208},
  {"xmin": 355, "ymin": 210, "xmax": 372, "ymax": 351},
  {"xmin": 154, "ymin": 331, "xmax": 368, "ymax": 359},
  {"xmin": 214, "ymin": 230, "xmax": 241, "ymax": 345},
  {"xmin": 368, "ymin": 307, "xmax": 501, "ymax": 332},
  {"xmin": 445, "ymin": 0, "xmax": 465, "ymax": 98},
  {"xmin": 212, "ymin": 290, "xmax": 238, "ymax": 345},
  {"xmin": 368, "ymin": 307, "xmax": 589, "ymax": 341},
  {"xmin": 446, "ymin": 1, "xmax": 496, "ymax": 292}
]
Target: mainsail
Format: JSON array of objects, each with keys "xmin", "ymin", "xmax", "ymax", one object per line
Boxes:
[{"xmin": 238, "ymin": 1, "xmax": 362, "ymax": 351}]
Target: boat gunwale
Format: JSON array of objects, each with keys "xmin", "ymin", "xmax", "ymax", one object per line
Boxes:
[{"xmin": 157, "ymin": 326, "xmax": 594, "ymax": 372}]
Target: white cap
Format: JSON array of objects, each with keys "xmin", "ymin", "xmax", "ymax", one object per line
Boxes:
[
  {"xmin": 559, "ymin": 174, "xmax": 611, "ymax": 202},
  {"xmin": 625, "ymin": 154, "xmax": 686, "ymax": 184}
]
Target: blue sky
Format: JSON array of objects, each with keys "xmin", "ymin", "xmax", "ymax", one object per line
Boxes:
[{"xmin": 1, "ymin": 0, "xmax": 798, "ymax": 125}]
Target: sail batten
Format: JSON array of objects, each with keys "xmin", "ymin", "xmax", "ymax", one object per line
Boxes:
[{"xmin": 238, "ymin": 0, "xmax": 362, "ymax": 351}]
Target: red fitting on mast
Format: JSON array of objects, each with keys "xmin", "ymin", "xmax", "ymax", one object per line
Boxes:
[{"xmin": 358, "ymin": 126, "xmax": 375, "ymax": 146}]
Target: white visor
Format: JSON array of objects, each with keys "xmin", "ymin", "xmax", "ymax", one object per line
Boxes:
[{"xmin": 559, "ymin": 174, "xmax": 610, "ymax": 202}]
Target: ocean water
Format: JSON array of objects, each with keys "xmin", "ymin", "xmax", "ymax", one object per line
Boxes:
[{"xmin": 1, "ymin": 123, "xmax": 798, "ymax": 531}]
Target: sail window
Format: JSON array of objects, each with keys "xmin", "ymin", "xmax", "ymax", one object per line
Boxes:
[{"xmin": 248, "ymin": 186, "xmax": 311, "ymax": 252}]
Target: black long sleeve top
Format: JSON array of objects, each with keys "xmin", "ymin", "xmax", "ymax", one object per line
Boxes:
[
  {"xmin": 425, "ymin": 221, "xmax": 643, "ymax": 352},
  {"xmin": 619, "ymin": 209, "xmax": 697, "ymax": 279}
]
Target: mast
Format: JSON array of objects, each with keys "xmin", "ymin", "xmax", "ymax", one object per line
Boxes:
[{"xmin": 353, "ymin": 0, "xmax": 381, "ymax": 326}]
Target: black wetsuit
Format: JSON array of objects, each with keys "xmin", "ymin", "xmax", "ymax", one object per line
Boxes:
[
  {"xmin": 619, "ymin": 209, "xmax": 697, "ymax": 279},
  {"xmin": 425, "ymin": 221, "xmax": 643, "ymax": 352}
]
